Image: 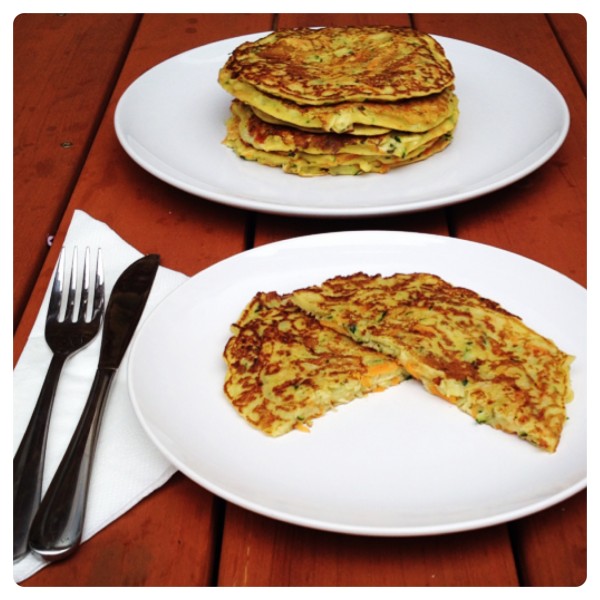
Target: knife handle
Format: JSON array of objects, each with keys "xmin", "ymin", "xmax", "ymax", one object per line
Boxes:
[{"xmin": 28, "ymin": 368, "xmax": 115, "ymax": 561}]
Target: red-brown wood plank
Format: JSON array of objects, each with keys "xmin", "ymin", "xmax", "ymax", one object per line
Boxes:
[
  {"xmin": 22, "ymin": 474, "xmax": 220, "ymax": 586},
  {"xmin": 217, "ymin": 13, "xmax": 518, "ymax": 588},
  {"xmin": 18, "ymin": 13, "xmax": 273, "ymax": 586},
  {"xmin": 415, "ymin": 13, "xmax": 586, "ymax": 287},
  {"xmin": 510, "ymin": 491, "xmax": 587, "ymax": 586},
  {"xmin": 548, "ymin": 13, "xmax": 586, "ymax": 90},
  {"xmin": 414, "ymin": 13, "xmax": 587, "ymax": 587},
  {"xmin": 15, "ymin": 12, "xmax": 586, "ymax": 587},
  {"xmin": 13, "ymin": 13, "xmax": 140, "ymax": 328},
  {"xmin": 253, "ymin": 211, "xmax": 449, "ymax": 248},
  {"xmin": 218, "ymin": 505, "xmax": 518, "ymax": 586}
]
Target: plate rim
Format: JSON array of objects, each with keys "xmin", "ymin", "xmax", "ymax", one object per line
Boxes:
[
  {"xmin": 127, "ymin": 230, "xmax": 586, "ymax": 536},
  {"xmin": 114, "ymin": 32, "xmax": 570, "ymax": 218}
]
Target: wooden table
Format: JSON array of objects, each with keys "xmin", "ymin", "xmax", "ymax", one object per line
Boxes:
[{"xmin": 14, "ymin": 13, "xmax": 586, "ymax": 586}]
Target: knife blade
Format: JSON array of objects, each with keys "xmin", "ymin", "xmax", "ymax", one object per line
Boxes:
[{"xmin": 28, "ymin": 254, "xmax": 160, "ymax": 561}]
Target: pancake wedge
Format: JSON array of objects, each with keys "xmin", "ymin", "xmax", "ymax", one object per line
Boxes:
[
  {"xmin": 221, "ymin": 26, "xmax": 455, "ymax": 105},
  {"xmin": 290, "ymin": 273, "xmax": 574, "ymax": 452},
  {"xmin": 224, "ymin": 291, "xmax": 408, "ymax": 436}
]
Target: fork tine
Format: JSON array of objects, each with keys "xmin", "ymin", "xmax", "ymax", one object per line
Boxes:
[
  {"xmin": 63, "ymin": 248, "xmax": 78, "ymax": 323},
  {"xmin": 47, "ymin": 248, "xmax": 65, "ymax": 321},
  {"xmin": 91, "ymin": 249, "xmax": 105, "ymax": 322},
  {"xmin": 77, "ymin": 248, "xmax": 91, "ymax": 322}
]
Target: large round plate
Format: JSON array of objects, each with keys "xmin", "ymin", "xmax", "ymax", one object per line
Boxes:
[
  {"xmin": 128, "ymin": 231, "xmax": 586, "ymax": 536},
  {"xmin": 114, "ymin": 32, "xmax": 569, "ymax": 218}
]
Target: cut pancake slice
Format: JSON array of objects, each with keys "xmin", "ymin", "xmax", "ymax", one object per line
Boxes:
[
  {"xmin": 290, "ymin": 272, "xmax": 574, "ymax": 451},
  {"xmin": 223, "ymin": 291, "xmax": 409, "ymax": 436}
]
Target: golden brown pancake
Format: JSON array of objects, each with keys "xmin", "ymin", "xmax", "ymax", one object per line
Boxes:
[
  {"xmin": 223, "ymin": 107, "xmax": 452, "ymax": 176},
  {"xmin": 221, "ymin": 26, "xmax": 455, "ymax": 105},
  {"xmin": 218, "ymin": 68, "xmax": 458, "ymax": 133},
  {"xmin": 218, "ymin": 25, "xmax": 458, "ymax": 176},
  {"xmin": 291, "ymin": 272, "xmax": 574, "ymax": 451},
  {"xmin": 231, "ymin": 99, "xmax": 458, "ymax": 158},
  {"xmin": 223, "ymin": 291, "xmax": 408, "ymax": 436}
]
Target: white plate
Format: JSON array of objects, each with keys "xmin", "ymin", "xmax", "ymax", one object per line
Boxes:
[
  {"xmin": 114, "ymin": 33, "xmax": 569, "ymax": 218},
  {"xmin": 128, "ymin": 231, "xmax": 586, "ymax": 536}
]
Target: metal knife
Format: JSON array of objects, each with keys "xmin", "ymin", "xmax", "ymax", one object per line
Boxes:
[{"xmin": 28, "ymin": 254, "xmax": 160, "ymax": 561}]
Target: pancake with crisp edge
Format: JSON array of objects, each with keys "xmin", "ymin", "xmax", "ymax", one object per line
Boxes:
[
  {"xmin": 223, "ymin": 291, "xmax": 409, "ymax": 436},
  {"xmin": 221, "ymin": 26, "xmax": 455, "ymax": 105},
  {"xmin": 290, "ymin": 272, "xmax": 574, "ymax": 451}
]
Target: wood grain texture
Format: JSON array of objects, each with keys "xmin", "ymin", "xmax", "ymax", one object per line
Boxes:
[
  {"xmin": 221, "ymin": 12, "xmax": 511, "ymax": 589},
  {"xmin": 276, "ymin": 12, "xmax": 412, "ymax": 29},
  {"xmin": 15, "ymin": 13, "xmax": 586, "ymax": 587},
  {"xmin": 13, "ymin": 14, "xmax": 140, "ymax": 328},
  {"xmin": 19, "ymin": 14, "xmax": 270, "ymax": 587},
  {"xmin": 548, "ymin": 13, "xmax": 586, "ymax": 91},
  {"xmin": 414, "ymin": 13, "xmax": 586, "ymax": 287},
  {"xmin": 510, "ymin": 491, "xmax": 587, "ymax": 586},
  {"xmin": 22, "ymin": 474, "xmax": 220, "ymax": 586},
  {"xmin": 412, "ymin": 13, "xmax": 587, "ymax": 587},
  {"xmin": 218, "ymin": 505, "xmax": 518, "ymax": 586},
  {"xmin": 253, "ymin": 211, "xmax": 450, "ymax": 248}
]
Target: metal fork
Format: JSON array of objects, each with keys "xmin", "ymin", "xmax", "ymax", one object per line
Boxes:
[{"xmin": 13, "ymin": 247, "xmax": 105, "ymax": 563}]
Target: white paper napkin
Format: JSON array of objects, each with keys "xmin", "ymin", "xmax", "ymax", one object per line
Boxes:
[{"xmin": 13, "ymin": 210, "xmax": 187, "ymax": 582}]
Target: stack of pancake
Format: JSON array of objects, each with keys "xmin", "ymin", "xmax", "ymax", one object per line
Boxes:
[{"xmin": 218, "ymin": 26, "xmax": 459, "ymax": 176}]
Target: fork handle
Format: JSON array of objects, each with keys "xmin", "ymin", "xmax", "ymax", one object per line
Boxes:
[
  {"xmin": 28, "ymin": 367, "xmax": 115, "ymax": 561},
  {"xmin": 13, "ymin": 352, "xmax": 68, "ymax": 563}
]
